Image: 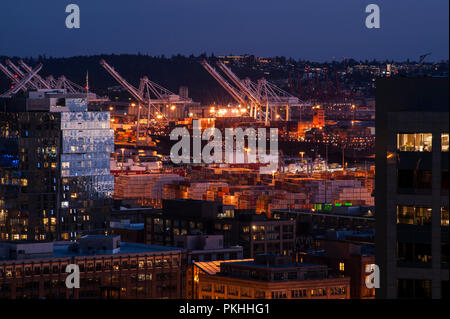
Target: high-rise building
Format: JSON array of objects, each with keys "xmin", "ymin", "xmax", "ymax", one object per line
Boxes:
[
  {"xmin": 0, "ymin": 90, "xmax": 114, "ymax": 241},
  {"xmin": 375, "ymin": 77, "xmax": 449, "ymax": 299}
]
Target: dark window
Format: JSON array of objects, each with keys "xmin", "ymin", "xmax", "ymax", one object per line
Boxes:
[
  {"xmin": 442, "ymin": 281, "xmax": 449, "ymax": 299},
  {"xmin": 442, "ymin": 243, "xmax": 449, "ymax": 267},
  {"xmin": 397, "ymin": 242, "xmax": 432, "ymax": 266},
  {"xmin": 398, "ymin": 169, "xmax": 432, "ymax": 191},
  {"xmin": 442, "ymin": 170, "xmax": 449, "ymax": 190},
  {"xmin": 397, "ymin": 279, "xmax": 431, "ymax": 299}
]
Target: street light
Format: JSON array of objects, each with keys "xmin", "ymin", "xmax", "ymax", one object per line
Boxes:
[
  {"xmin": 299, "ymin": 151, "xmax": 305, "ymax": 162},
  {"xmin": 120, "ymin": 148, "xmax": 125, "ymax": 173}
]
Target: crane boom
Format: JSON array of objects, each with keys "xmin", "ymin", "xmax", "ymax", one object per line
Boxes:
[
  {"xmin": 18, "ymin": 60, "xmax": 51, "ymax": 89},
  {"xmin": 418, "ymin": 52, "xmax": 431, "ymax": 66},
  {"xmin": 56, "ymin": 76, "xmax": 86, "ymax": 93},
  {"xmin": 1, "ymin": 64, "xmax": 43, "ymax": 98},
  {"xmin": 100, "ymin": 59, "xmax": 146, "ymax": 104},
  {"xmin": 0, "ymin": 63, "xmax": 28, "ymax": 92},
  {"xmin": 46, "ymin": 75, "xmax": 58, "ymax": 88},
  {"xmin": 201, "ymin": 60, "xmax": 247, "ymax": 106},
  {"xmin": 216, "ymin": 61, "xmax": 261, "ymax": 106},
  {"xmin": 6, "ymin": 60, "xmax": 40, "ymax": 90}
]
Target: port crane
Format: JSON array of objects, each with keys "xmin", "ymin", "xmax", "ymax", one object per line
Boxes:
[
  {"xmin": 0, "ymin": 62, "xmax": 29, "ymax": 93},
  {"xmin": 5, "ymin": 60, "xmax": 41, "ymax": 90},
  {"xmin": 0, "ymin": 59, "xmax": 88, "ymax": 96},
  {"xmin": 0, "ymin": 63, "xmax": 43, "ymax": 98},
  {"xmin": 203, "ymin": 60, "xmax": 305, "ymax": 125},
  {"xmin": 200, "ymin": 60, "xmax": 248, "ymax": 110},
  {"xmin": 215, "ymin": 61, "xmax": 283, "ymax": 123},
  {"xmin": 15, "ymin": 60, "xmax": 52, "ymax": 89},
  {"xmin": 215, "ymin": 61, "xmax": 262, "ymax": 111},
  {"xmin": 18, "ymin": 60, "xmax": 85, "ymax": 93},
  {"xmin": 100, "ymin": 59, "xmax": 192, "ymax": 142}
]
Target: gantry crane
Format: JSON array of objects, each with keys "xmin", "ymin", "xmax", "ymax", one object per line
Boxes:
[
  {"xmin": 202, "ymin": 60, "xmax": 264, "ymax": 121},
  {"xmin": 55, "ymin": 75, "xmax": 87, "ymax": 93},
  {"xmin": 16, "ymin": 60, "xmax": 52, "ymax": 89},
  {"xmin": 100, "ymin": 59, "xmax": 192, "ymax": 143},
  {"xmin": 19, "ymin": 60, "xmax": 85, "ymax": 93},
  {"xmin": 6, "ymin": 60, "xmax": 41, "ymax": 90},
  {"xmin": 0, "ymin": 62, "xmax": 28, "ymax": 93},
  {"xmin": 0, "ymin": 63, "xmax": 43, "ymax": 98},
  {"xmin": 215, "ymin": 61, "xmax": 263, "ymax": 117},
  {"xmin": 0, "ymin": 59, "xmax": 87, "ymax": 96},
  {"xmin": 200, "ymin": 60, "xmax": 248, "ymax": 109},
  {"xmin": 210, "ymin": 60, "xmax": 304, "ymax": 125}
]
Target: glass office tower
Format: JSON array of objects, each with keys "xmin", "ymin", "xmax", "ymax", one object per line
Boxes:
[{"xmin": 0, "ymin": 94, "xmax": 114, "ymax": 241}]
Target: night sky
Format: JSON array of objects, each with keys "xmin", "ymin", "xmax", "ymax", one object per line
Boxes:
[{"xmin": 0, "ymin": 0, "xmax": 448, "ymax": 61}]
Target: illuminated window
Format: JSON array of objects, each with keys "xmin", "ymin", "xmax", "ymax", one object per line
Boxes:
[
  {"xmin": 339, "ymin": 262, "xmax": 345, "ymax": 272},
  {"xmin": 61, "ymin": 201, "xmax": 69, "ymax": 208},
  {"xmin": 310, "ymin": 288, "xmax": 327, "ymax": 297},
  {"xmin": 397, "ymin": 133, "xmax": 432, "ymax": 152},
  {"xmin": 442, "ymin": 133, "xmax": 449, "ymax": 152},
  {"xmin": 397, "ymin": 206, "xmax": 432, "ymax": 226},
  {"xmin": 442, "ymin": 207, "xmax": 449, "ymax": 227}
]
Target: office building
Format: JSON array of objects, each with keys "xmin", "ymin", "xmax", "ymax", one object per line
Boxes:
[
  {"xmin": 144, "ymin": 199, "xmax": 296, "ymax": 258},
  {"xmin": 375, "ymin": 78, "xmax": 449, "ymax": 298},
  {"xmin": 0, "ymin": 90, "xmax": 114, "ymax": 241}
]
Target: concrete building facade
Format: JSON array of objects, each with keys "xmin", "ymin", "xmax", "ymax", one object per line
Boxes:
[{"xmin": 375, "ymin": 78, "xmax": 449, "ymax": 298}]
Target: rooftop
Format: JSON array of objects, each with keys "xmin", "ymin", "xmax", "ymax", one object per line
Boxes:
[
  {"xmin": 53, "ymin": 242, "xmax": 183, "ymax": 258},
  {"xmin": 376, "ymin": 77, "xmax": 449, "ymax": 113},
  {"xmin": 0, "ymin": 236, "xmax": 183, "ymax": 262},
  {"xmin": 194, "ymin": 259, "xmax": 254, "ymax": 275}
]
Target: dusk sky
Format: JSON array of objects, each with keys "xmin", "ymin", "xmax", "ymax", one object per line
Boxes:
[{"xmin": 0, "ymin": 0, "xmax": 448, "ymax": 61}]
